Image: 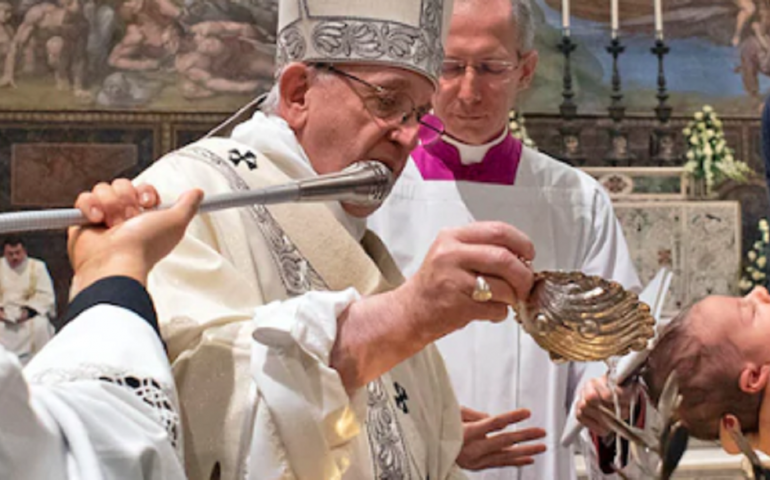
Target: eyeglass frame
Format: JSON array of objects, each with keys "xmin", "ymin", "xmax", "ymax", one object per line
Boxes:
[
  {"xmin": 312, "ymin": 63, "xmax": 444, "ymax": 137},
  {"xmin": 440, "ymin": 54, "xmax": 524, "ymax": 83}
]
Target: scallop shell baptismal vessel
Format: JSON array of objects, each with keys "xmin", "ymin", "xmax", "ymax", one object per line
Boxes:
[{"xmin": 514, "ymin": 271, "xmax": 655, "ymax": 362}]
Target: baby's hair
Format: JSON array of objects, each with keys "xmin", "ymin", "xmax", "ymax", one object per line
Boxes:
[{"xmin": 642, "ymin": 301, "xmax": 762, "ymax": 439}]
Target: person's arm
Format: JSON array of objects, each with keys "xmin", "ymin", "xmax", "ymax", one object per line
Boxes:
[
  {"xmin": 331, "ymin": 223, "xmax": 534, "ymax": 391},
  {"xmin": 247, "ymin": 223, "xmax": 535, "ymax": 479},
  {"xmin": 0, "ymin": 6, "xmax": 43, "ymax": 85},
  {"xmin": 20, "ymin": 261, "xmax": 54, "ymax": 320},
  {"xmin": 0, "ymin": 180, "xmax": 201, "ymax": 480},
  {"xmin": 137, "ymin": 143, "xmax": 535, "ymax": 478},
  {"xmin": 107, "ymin": 26, "xmax": 160, "ymax": 71}
]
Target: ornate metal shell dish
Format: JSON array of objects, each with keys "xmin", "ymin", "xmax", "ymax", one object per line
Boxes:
[{"xmin": 513, "ymin": 271, "xmax": 655, "ymax": 362}]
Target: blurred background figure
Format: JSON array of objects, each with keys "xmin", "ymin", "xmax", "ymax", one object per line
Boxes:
[{"xmin": 0, "ymin": 235, "xmax": 55, "ymax": 365}]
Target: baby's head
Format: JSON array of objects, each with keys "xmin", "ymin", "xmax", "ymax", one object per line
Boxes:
[{"xmin": 642, "ymin": 287, "xmax": 770, "ymax": 441}]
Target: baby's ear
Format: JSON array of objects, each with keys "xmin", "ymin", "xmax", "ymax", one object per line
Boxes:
[{"xmin": 738, "ymin": 364, "xmax": 770, "ymax": 394}]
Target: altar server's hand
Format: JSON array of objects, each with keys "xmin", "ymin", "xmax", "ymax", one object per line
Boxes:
[
  {"xmin": 457, "ymin": 407, "xmax": 547, "ymax": 470},
  {"xmin": 69, "ymin": 179, "xmax": 202, "ymax": 295},
  {"xmin": 576, "ymin": 375, "xmax": 640, "ymax": 437},
  {"xmin": 398, "ymin": 221, "xmax": 534, "ymax": 339}
]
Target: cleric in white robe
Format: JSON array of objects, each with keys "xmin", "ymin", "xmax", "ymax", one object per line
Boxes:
[
  {"xmin": 0, "ymin": 182, "xmax": 202, "ymax": 480},
  {"xmin": 0, "ymin": 237, "xmax": 55, "ymax": 365},
  {"xmin": 133, "ymin": 0, "xmax": 544, "ymax": 479},
  {"xmin": 368, "ymin": 0, "xmax": 641, "ymax": 478}
]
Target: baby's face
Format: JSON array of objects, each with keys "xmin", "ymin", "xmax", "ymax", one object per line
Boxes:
[{"xmin": 696, "ymin": 287, "xmax": 770, "ymax": 362}]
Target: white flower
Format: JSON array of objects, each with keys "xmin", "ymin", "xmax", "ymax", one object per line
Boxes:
[
  {"xmin": 683, "ymin": 128, "xmax": 692, "ymax": 136},
  {"xmin": 750, "ymin": 251, "xmax": 758, "ymax": 261},
  {"xmin": 760, "ymin": 219, "xmax": 769, "ymax": 231},
  {"xmin": 752, "ymin": 270, "xmax": 766, "ymax": 281},
  {"xmin": 758, "ymin": 256, "xmax": 767, "ymax": 268},
  {"xmin": 695, "ymin": 112, "xmax": 704, "ymax": 120},
  {"xmin": 703, "ymin": 105, "xmax": 713, "ymax": 113},
  {"xmin": 740, "ymin": 278, "xmax": 754, "ymax": 291},
  {"xmin": 690, "ymin": 135, "xmax": 699, "ymax": 145},
  {"xmin": 686, "ymin": 151, "xmax": 695, "ymax": 161},
  {"xmin": 764, "ymin": 232, "xmax": 769, "ymax": 244},
  {"xmin": 509, "ymin": 121, "xmax": 519, "ymax": 130}
]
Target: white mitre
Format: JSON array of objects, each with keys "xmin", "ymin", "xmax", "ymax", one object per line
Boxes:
[{"xmin": 275, "ymin": 0, "xmax": 454, "ymax": 85}]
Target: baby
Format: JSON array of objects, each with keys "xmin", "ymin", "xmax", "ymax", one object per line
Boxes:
[{"xmin": 642, "ymin": 286, "xmax": 770, "ymax": 451}]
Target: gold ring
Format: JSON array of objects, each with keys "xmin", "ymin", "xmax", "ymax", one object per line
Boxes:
[{"xmin": 472, "ymin": 275, "xmax": 493, "ymax": 302}]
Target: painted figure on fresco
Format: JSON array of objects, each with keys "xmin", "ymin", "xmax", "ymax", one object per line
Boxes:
[
  {"xmin": 0, "ymin": 0, "xmax": 277, "ymax": 109},
  {"xmin": 0, "ymin": 0, "xmax": 90, "ymax": 97},
  {"xmin": 0, "ymin": 2, "xmax": 13, "ymax": 63},
  {"xmin": 108, "ymin": 0, "xmax": 180, "ymax": 71},
  {"xmin": 174, "ymin": 20, "xmax": 272, "ymax": 98},
  {"xmin": 737, "ymin": 0, "xmax": 770, "ymax": 102}
]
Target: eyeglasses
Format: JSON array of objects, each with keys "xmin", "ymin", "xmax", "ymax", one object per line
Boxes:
[
  {"xmin": 441, "ymin": 58, "xmax": 519, "ymax": 81},
  {"xmin": 317, "ymin": 64, "xmax": 444, "ymax": 136}
]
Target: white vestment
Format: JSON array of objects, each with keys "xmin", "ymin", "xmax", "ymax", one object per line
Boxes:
[
  {"xmin": 369, "ymin": 147, "xmax": 642, "ymax": 480},
  {"xmin": 136, "ymin": 112, "xmax": 465, "ymax": 480},
  {"xmin": 0, "ymin": 257, "xmax": 55, "ymax": 365},
  {"xmin": 0, "ymin": 279, "xmax": 184, "ymax": 480}
]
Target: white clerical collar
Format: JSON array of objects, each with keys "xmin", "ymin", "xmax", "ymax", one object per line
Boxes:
[
  {"xmin": 231, "ymin": 111, "xmax": 367, "ymax": 241},
  {"xmin": 443, "ymin": 128, "xmax": 509, "ymax": 165}
]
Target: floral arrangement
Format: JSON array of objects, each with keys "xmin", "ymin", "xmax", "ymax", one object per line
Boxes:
[
  {"xmin": 683, "ymin": 105, "xmax": 753, "ymax": 195},
  {"xmin": 509, "ymin": 110, "xmax": 537, "ymax": 149},
  {"xmin": 739, "ymin": 218, "xmax": 769, "ymax": 294}
]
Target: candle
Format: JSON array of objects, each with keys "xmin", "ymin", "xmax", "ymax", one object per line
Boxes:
[
  {"xmin": 562, "ymin": 0, "xmax": 570, "ymax": 32},
  {"xmin": 654, "ymin": 0, "xmax": 664, "ymax": 38},
  {"xmin": 611, "ymin": 0, "xmax": 619, "ymax": 38}
]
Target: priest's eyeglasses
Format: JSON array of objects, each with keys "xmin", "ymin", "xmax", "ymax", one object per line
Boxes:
[
  {"xmin": 441, "ymin": 58, "xmax": 519, "ymax": 82},
  {"xmin": 318, "ymin": 64, "xmax": 444, "ymax": 136}
]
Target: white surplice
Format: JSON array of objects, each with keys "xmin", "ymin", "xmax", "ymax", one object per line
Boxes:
[
  {"xmin": 0, "ymin": 257, "xmax": 55, "ymax": 365},
  {"xmin": 136, "ymin": 112, "xmax": 465, "ymax": 480},
  {"xmin": 0, "ymin": 280, "xmax": 184, "ymax": 480},
  {"xmin": 368, "ymin": 148, "xmax": 642, "ymax": 480}
]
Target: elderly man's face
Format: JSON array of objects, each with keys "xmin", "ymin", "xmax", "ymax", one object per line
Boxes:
[
  {"xmin": 697, "ymin": 287, "xmax": 770, "ymax": 364},
  {"xmin": 434, "ymin": 0, "xmax": 537, "ymax": 145},
  {"xmin": 296, "ymin": 64, "xmax": 434, "ymax": 216},
  {"xmin": 4, "ymin": 244, "xmax": 27, "ymax": 269}
]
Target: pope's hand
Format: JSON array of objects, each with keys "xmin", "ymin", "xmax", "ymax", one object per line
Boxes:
[
  {"xmin": 331, "ymin": 221, "xmax": 534, "ymax": 391},
  {"xmin": 68, "ymin": 179, "xmax": 202, "ymax": 296},
  {"xmin": 396, "ymin": 221, "xmax": 534, "ymax": 341},
  {"xmin": 576, "ymin": 375, "xmax": 640, "ymax": 437}
]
